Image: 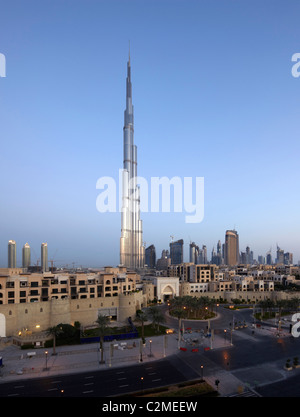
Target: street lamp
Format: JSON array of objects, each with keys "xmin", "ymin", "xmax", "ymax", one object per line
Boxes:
[
  {"xmin": 224, "ymin": 329, "xmax": 227, "ymax": 345},
  {"xmin": 44, "ymin": 350, "xmax": 48, "ymax": 370},
  {"xmin": 200, "ymin": 364, "xmax": 204, "ymax": 381},
  {"xmin": 149, "ymin": 339, "xmax": 152, "ymax": 357}
]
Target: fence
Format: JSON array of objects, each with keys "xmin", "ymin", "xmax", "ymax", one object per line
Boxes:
[{"xmin": 80, "ymin": 317, "xmax": 139, "ymax": 344}]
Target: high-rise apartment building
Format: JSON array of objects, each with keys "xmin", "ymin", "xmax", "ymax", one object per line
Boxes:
[
  {"xmin": 145, "ymin": 245, "xmax": 156, "ymax": 269},
  {"xmin": 266, "ymin": 251, "xmax": 272, "ymax": 265},
  {"xmin": 276, "ymin": 246, "xmax": 284, "ymax": 264},
  {"xmin": 120, "ymin": 53, "xmax": 144, "ymax": 269},
  {"xmin": 22, "ymin": 243, "xmax": 31, "ymax": 268},
  {"xmin": 41, "ymin": 242, "xmax": 49, "ymax": 272},
  {"xmin": 8, "ymin": 240, "xmax": 16, "ymax": 268},
  {"xmin": 170, "ymin": 239, "xmax": 184, "ymax": 265},
  {"xmin": 224, "ymin": 230, "xmax": 239, "ymax": 266},
  {"xmin": 189, "ymin": 242, "xmax": 199, "ymax": 264}
]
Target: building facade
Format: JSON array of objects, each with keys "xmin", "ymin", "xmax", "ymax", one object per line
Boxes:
[
  {"xmin": 41, "ymin": 243, "xmax": 48, "ymax": 272},
  {"xmin": 0, "ymin": 266, "xmax": 144, "ymax": 337},
  {"xmin": 225, "ymin": 230, "xmax": 239, "ymax": 266},
  {"xmin": 22, "ymin": 243, "xmax": 31, "ymax": 269},
  {"xmin": 145, "ymin": 244, "xmax": 156, "ymax": 269},
  {"xmin": 170, "ymin": 239, "xmax": 184, "ymax": 265},
  {"xmin": 120, "ymin": 54, "xmax": 144, "ymax": 270},
  {"xmin": 8, "ymin": 240, "xmax": 16, "ymax": 268}
]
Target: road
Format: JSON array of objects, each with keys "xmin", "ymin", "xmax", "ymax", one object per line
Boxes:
[
  {"xmin": 0, "ymin": 357, "xmax": 196, "ymax": 397},
  {"xmin": 1, "ymin": 304, "xmax": 300, "ymax": 397}
]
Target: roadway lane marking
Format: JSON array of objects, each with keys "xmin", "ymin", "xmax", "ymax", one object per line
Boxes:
[
  {"xmin": 119, "ymin": 384, "xmax": 129, "ymax": 388},
  {"xmin": 152, "ymin": 379, "xmax": 162, "ymax": 382},
  {"xmin": 51, "ymin": 380, "xmax": 62, "ymax": 384},
  {"xmin": 148, "ymin": 372, "xmax": 156, "ymax": 375},
  {"xmin": 116, "ymin": 371, "xmax": 125, "ymax": 374},
  {"xmin": 82, "ymin": 390, "xmax": 94, "ymax": 394},
  {"xmin": 8, "ymin": 393, "xmax": 19, "ymax": 396},
  {"xmin": 48, "ymin": 388, "xmax": 58, "ymax": 392},
  {"xmin": 84, "ymin": 376, "xmax": 94, "ymax": 379},
  {"xmin": 84, "ymin": 383, "xmax": 94, "ymax": 386},
  {"xmin": 117, "ymin": 377, "xmax": 127, "ymax": 380},
  {"xmin": 14, "ymin": 385, "xmax": 24, "ymax": 388}
]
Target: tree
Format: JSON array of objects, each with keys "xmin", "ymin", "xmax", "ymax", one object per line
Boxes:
[
  {"xmin": 135, "ymin": 310, "xmax": 148, "ymax": 341},
  {"xmin": 148, "ymin": 306, "xmax": 165, "ymax": 333},
  {"xmin": 172, "ymin": 308, "xmax": 188, "ymax": 348},
  {"xmin": 46, "ymin": 325, "xmax": 63, "ymax": 355},
  {"xmin": 276, "ymin": 299, "xmax": 287, "ymax": 323},
  {"xmin": 95, "ymin": 314, "xmax": 111, "ymax": 364}
]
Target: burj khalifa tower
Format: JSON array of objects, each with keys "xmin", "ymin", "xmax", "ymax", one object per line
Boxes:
[{"xmin": 120, "ymin": 53, "xmax": 145, "ymax": 269}]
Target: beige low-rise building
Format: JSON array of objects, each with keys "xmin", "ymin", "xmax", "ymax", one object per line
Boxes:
[{"xmin": 0, "ymin": 267, "xmax": 145, "ymax": 338}]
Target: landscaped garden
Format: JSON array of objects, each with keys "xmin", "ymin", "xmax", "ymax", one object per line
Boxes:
[{"xmin": 168, "ymin": 296, "xmax": 217, "ymax": 321}]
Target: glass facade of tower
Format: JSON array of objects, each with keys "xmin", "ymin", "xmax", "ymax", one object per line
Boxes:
[
  {"xmin": 120, "ymin": 55, "xmax": 144, "ymax": 269},
  {"xmin": 170, "ymin": 239, "xmax": 184, "ymax": 265},
  {"xmin": 22, "ymin": 243, "xmax": 31, "ymax": 268},
  {"xmin": 8, "ymin": 240, "xmax": 16, "ymax": 268},
  {"xmin": 41, "ymin": 243, "xmax": 49, "ymax": 272}
]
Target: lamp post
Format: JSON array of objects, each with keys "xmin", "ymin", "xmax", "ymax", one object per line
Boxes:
[
  {"xmin": 200, "ymin": 364, "xmax": 204, "ymax": 381},
  {"xmin": 44, "ymin": 350, "xmax": 48, "ymax": 371},
  {"xmin": 149, "ymin": 339, "xmax": 152, "ymax": 357},
  {"xmin": 139, "ymin": 339, "xmax": 143, "ymax": 362},
  {"xmin": 224, "ymin": 329, "xmax": 227, "ymax": 345}
]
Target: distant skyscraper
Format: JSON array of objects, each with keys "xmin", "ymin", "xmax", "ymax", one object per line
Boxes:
[
  {"xmin": 217, "ymin": 240, "xmax": 222, "ymax": 256},
  {"xmin": 189, "ymin": 242, "xmax": 199, "ymax": 264},
  {"xmin": 266, "ymin": 251, "xmax": 272, "ymax": 265},
  {"xmin": 170, "ymin": 239, "xmax": 184, "ymax": 265},
  {"xmin": 225, "ymin": 230, "xmax": 239, "ymax": 266},
  {"xmin": 276, "ymin": 246, "xmax": 284, "ymax": 264},
  {"xmin": 120, "ymin": 52, "xmax": 144, "ymax": 269},
  {"xmin": 22, "ymin": 243, "xmax": 31, "ymax": 268},
  {"xmin": 284, "ymin": 252, "xmax": 293, "ymax": 265},
  {"xmin": 145, "ymin": 245, "xmax": 156, "ymax": 268},
  {"xmin": 211, "ymin": 244, "xmax": 222, "ymax": 265},
  {"xmin": 41, "ymin": 243, "xmax": 49, "ymax": 272},
  {"xmin": 202, "ymin": 245, "xmax": 207, "ymax": 264},
  {"xmin": 8, "ymin": 240, "xmax": 16, "ymax": 268},
  {"xmin": 156, "ymin": 250, "xmax": 171, "ymax": 271}
]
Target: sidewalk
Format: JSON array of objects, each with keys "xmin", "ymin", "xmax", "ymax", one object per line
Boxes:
[{"xmin": 0, "ymin": 330, "xmax": 232, "ymax": 384}]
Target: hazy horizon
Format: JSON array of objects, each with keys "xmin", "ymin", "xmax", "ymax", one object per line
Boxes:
[{"xmin": 0, "ymin": 0, "xmax": 299, "ymax": 268}]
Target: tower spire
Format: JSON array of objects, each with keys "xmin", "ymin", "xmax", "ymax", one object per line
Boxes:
[{"xmin": 120, "ymin": 53, "xmax": 144, "ymax": 270}]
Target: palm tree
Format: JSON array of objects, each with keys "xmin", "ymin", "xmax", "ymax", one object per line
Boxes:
[
  {"xmin": 46, "ymin": 325, "xmax": 63, "ymax": 355},
  {"xmin": 287, "ymin": 297, "xmax": 300, "ymax": 313},
  {"xmin": 276, "ymin": 299, "xmax": 287, "ymax": 322},
  {"xmin": 135, "ymin": 310, "xmax": 148, "ymax": 341},
  {"xmin": 172, "ymin": 308, "xmax": 188, "ymax": 348},
  {"xmin": 95, "ymin": 314, "xmax": 110, "ymax": 364},
  {"xmin": 148, "ymin": 306, "xmax": 165, "ymax": 333}
]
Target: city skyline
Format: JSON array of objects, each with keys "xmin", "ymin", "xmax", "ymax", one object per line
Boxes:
[
  {"xmin": 1, "ymin": 234, "xmax": 295, "ymax": 269},
  {"xmin": 0, "ymin": 1, "xmax": 299, "ymax": 267}
]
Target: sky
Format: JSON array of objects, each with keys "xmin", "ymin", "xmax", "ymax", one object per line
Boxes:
[{"xmin": 0, "ymin": 0, "xmax": 299, "ymax": 267}]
